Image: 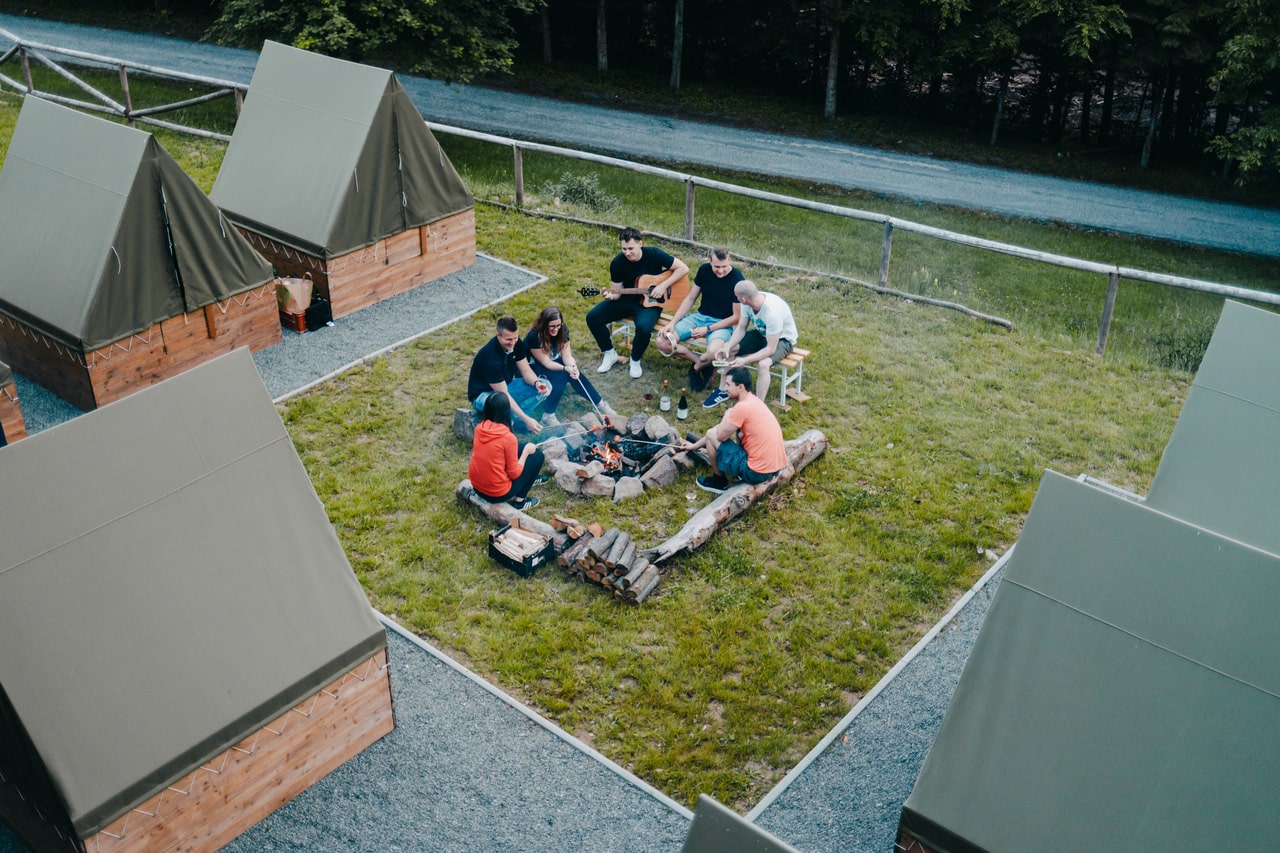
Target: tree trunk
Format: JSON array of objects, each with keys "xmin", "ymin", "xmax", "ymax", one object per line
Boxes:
[
  {"xmin": 643, "ymin": 430, "xmax": 829, "ymax": 563},
  {"xmin": 1079, "ymin": 71, "xmax": 1092, "ymax": 144},
  {"xmin": 541, "ymin": 5, "xmax": 553, "ymax": 65},
  {"xmin": 823, "ymin": 0, "xmax": 842, "ymax": 119},
  {"xmin": 596, "ymin": 0, "xmax": 608, "ymax": 74},
  {"xmin": 670, "ymin": 0, "xmax": 684, "ymax": 90},
  {"xmin": 1100, "ymin": 55, "xmax": 1116, "ymax": 143},
  {"xmin": 1141, "ymin": 70, "xmax": 1166, "ymax": 169},
  {"xmin": 989, "ymin": 71, "xmax": 1009, "ymax": 146}
]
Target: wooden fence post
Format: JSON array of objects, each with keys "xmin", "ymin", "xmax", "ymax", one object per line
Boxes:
[
  {"xmin": 685, "ymin": 179, "xmax": 695, "ymax": 241},
  {"xmin": 234, "ymin": 87, "xmax": 244, "ymax": 116},
  {"xmin": 513, "ymin": 145, "xmax": 525, "ymax": 209},
  {"xmin": 1096, "ymin": 270, "xmax": 1120, "ymax": 355},
  {"xmin": 878, "ymin": 221, "xmax": 894, "ymax": 288},
  {"xmin": 119, "ymin": 65, "xmax": 133, "ymax": 125},
  {"xmin": 21, "ymin": 49, "xmax": 33, "ymax": 93}
]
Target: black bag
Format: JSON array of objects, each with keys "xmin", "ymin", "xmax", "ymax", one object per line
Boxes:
[{"xmin": 305, "ymin": 297, "xmax": 333, "ymax": 330}]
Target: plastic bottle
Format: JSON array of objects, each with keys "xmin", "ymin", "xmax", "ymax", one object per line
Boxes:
[
  {"xmin": 676, "ymin": 388, "xmax": 689, "ymax": 420},
  {"xmin": 660, "ymin": 379, "xmax": 671, "ymax": 412}
]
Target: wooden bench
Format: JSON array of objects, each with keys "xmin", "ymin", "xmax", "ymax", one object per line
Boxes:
[{"xmin": 614, "ymin": 299, "xmax": 811, "ymax": 408}]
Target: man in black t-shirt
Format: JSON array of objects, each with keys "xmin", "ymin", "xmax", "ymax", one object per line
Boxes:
[
  {"xmin": 467, "ymin": 316, "xmax": 549, "ymax": 433},
  {"xmin": 655, "ymin": 247, "xmax": 744, "ymax": 390},
  {"xmin": 586, "ymin": 227, "xmax": 689, "ymax": 380}
]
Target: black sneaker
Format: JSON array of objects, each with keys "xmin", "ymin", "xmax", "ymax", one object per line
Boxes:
[
  {"xmin": 696, "ymin": 474, "xmax": 729, "ymax": 494},
  {"xmin": 702, "ymin": 389, "xmax": 730, "ymax": 408},
  {"xmin": 532, "ymin": 475, "xmax": 551, "ymax": 487},
  {"xmin": 510, "ymin": 496, "xmax": 540, "ymax": 510},
  {"xmin": 688, "ymin": 365, "xmax": 709, "ymax": 392}
]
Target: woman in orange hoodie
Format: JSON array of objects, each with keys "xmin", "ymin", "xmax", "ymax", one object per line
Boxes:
[{"xmin": 468, "ymin": 392, "xmax": 546, "ymax": 510}]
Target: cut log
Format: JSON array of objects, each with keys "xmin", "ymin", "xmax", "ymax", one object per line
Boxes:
[
  {"xmin": 612, "ymin": 542, "xmax": 638, "ymax": 576},
  {"xmin": 558, "ymin": 533, "xmax": 596, "ymax": 569},
  {"xmin": 641, "ymin": 429, "xmax": 829, "ymax": 563},
  {"xmin": 625, "ymin": 565, "xmax": 660, "ymax": 601},
  {"xmin": 587, "ymin": 521, "xmax": 605, "ymax": 538},
  {"xmin": 619, "ymin": 559, "xmax": 648, "ymax": 589},
  {"xmin": 587, "ymin": 527, "xmax": 622, "ymax": 561},
  {"xmin": 604, "ymin": 531, "xmax": 631, "ymax": 568},
  {"xmin": 632, "ymin": 571, "xmax": 662, "ymax": 603},
  {"xmin": 456, "ymin": 480, "xmax": 568, "ymax": 551}
]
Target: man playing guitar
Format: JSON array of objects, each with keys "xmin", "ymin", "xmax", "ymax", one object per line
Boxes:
[{"xmin": 586, "ymin": 227, "xmax": 689, "ymax": 379}]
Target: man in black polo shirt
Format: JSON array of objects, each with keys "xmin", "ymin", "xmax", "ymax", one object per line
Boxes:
[
  {"xmin": 467, "ymin": 316, "xmax": 549, "ymax": 434},
  {"xmin": 586, "ymin": 227, "xmax": 689, "ymax": 380}
]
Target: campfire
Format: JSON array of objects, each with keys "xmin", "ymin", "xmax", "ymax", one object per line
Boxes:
[
  {"xmin": 541, "ymin": 412, "xmax": 686, "ymax": 501},
  {"xmin": 573, "ymin": 429, "xmax": 666, "ymax": 480}
]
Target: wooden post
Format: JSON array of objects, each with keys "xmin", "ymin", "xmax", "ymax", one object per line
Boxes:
[
  {"xmin": 119, "ymin": 65, "xmax": 133, "ymax": 125},
  {"xmin": 685, "ymin": 179, "xmax": 696, "ymax": 241},
  {"xmin": 1096, "ymin": 270, "xmax": 1120, "ymax": 356},
  {"xmin": 513, "ymin": 145, "xmax": 525, "ymax": 209},
  {"xmin": 878, "ymin": 221, "xmax": 893, "ymax": 288},
  {"xmin": 21, "ymin": 49, "xmax": 33, "ymax": 93},
  {"xmin": 234, "ymin": 87, "xmax": 244, "ymax": 116}
]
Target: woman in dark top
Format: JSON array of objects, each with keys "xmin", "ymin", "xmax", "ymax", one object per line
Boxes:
[
  {"xmin": 467, "ymin": 392, "xmax": 545, "ymax": 510},
  {"xmin": 525, "ymin": 307, "xmax": 617, "ymax": 426}
]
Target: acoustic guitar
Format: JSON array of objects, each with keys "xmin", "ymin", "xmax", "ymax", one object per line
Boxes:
[{"xmin": 578, "ymin": 274, "xmax": 689, "ymax": 308}]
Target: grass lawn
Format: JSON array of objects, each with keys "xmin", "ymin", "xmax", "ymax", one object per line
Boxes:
[{"xmin": 0, "ymin": 81, "xmax": 1262, "ymax": 809}]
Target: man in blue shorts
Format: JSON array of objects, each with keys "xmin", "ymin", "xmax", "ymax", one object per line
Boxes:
[
  {"xmin": 654, "ymin": 247, "xmax": 743, "ymax": 391},
  {"xmin": 680, "ymin": 366, "xmax": 788, "ymax": 494}
]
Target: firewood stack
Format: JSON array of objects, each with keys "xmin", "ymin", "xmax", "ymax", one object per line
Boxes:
[{"xmin": 551, "ymin": 516, "xmax": 662, "ymax": 603}]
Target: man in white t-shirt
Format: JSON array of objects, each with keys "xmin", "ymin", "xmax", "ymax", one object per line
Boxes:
[{"xmin": 703, "ymin": 280, "xmax": 799, "ymax": 406}]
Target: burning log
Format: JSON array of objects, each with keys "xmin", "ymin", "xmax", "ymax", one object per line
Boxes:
[{"xmin": 642, "ymin": 429, "xmax": 830, "ymax": 564}]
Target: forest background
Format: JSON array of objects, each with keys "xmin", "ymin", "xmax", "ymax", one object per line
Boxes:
[{"xmin": 17, "ymin": 0, "xmax": 1280, "ymax": 202}]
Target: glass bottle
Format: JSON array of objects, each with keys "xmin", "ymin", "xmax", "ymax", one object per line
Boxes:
[
  {"xmin": 676, "ymin": 388, "xmax": 689, "ymax": 420},
  {"xmin": 660, "ymin": 379, "xmax": 671, "ymax": 411}
]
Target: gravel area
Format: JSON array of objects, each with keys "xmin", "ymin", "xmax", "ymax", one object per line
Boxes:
[{"xmin": 751, "ymin": 563, "xmax": 1006, "ymax": 852}]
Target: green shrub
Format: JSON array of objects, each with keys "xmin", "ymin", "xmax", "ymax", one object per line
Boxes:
[{"xmin": 540, "ymin": 172, "xmax": 619, "ymax": 213}]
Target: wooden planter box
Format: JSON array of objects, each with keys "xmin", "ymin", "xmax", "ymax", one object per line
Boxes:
[
  {"xmin": 0, "ymin": 649, "xmax": 394, "ymax": 853},
  {"xmin": 0, "ymin": 382, "xmax": 26, "ymax": 444},
  {"xmin": 238, "ymin": 208, "xmax": 476, "ymax": 320},
  {"xmin": 0, "ymin": 284, "xmax": 281, "ymax": 411}
]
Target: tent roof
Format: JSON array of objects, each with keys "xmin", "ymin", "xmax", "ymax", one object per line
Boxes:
[
  {"xmin": 901, "ymin": 471, "xmax": 1280, "ymax": 851},
  {"xmin": 1146, "ymin": 300, "xmax": 1280, "ymax": 553},
  {"xmin": 0, "ymin": 348, "xmax": 384, "ymax": 837},
  {"xmin": 210, "ymin": 41, "xmax": 472, "ymax": 258},
  {"xmin": 0, "ymin": 98, "xmax": 274, "ymax": 352}
]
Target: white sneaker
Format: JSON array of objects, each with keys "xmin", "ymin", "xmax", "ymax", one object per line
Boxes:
[
  {"xmin": 629, "ymin": 359, "xmax": 643, "ymax": 379},
  {"xmin": 597, "ymin": 350, "xmax": 619, "ymax": 373},
  {"xmin": 540, "ymin": 412, "xmax": 561, "ymax": 426}
]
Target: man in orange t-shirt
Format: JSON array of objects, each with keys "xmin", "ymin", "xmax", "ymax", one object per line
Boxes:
[{"xmin": 680, "ymin": 366, "xmax": 787, "ymax": 494}]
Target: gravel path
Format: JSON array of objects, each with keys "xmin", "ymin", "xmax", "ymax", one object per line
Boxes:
[{"xmin": 2, "ymin": 13, "xmax": 1277, "ymax": 258}]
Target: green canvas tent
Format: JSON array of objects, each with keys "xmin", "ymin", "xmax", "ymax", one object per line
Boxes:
[
  {"xmin": 1145, "ymin": 300, "xmax": 1280, "ymax": 553},
  {"xmin": 899, "ymin": 471, "xmax": 1280, "ymax": 851},
  {"xmin": 210, "ymin": 40, "xmax": 473, "ymax": 259},
  {"xmin": 0, "ymin": 348, "xmax": 389, "ymax": 848},
  {"xmin": 0, "ymin": 97, "xmax": 274, "ymax": 352}
]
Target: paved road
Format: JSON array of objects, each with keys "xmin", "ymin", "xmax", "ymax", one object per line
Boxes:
[{"xmin": 2, "ymin": 13, "xmax": 1278, "ymax": 259}]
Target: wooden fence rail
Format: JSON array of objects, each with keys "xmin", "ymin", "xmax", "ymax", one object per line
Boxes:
[{"xmin": 3, "ymin": 26, "xmax": 1275, "ymax": 354}]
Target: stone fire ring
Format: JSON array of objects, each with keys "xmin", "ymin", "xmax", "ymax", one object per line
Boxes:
[{"xmin": 541, "ymin": 412, "xmax": 694, "ymax": 502}]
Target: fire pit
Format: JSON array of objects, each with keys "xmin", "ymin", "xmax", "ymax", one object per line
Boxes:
[{"xmin": 541, "ymin": 412, "xmax": 688, "ymax": 502}]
